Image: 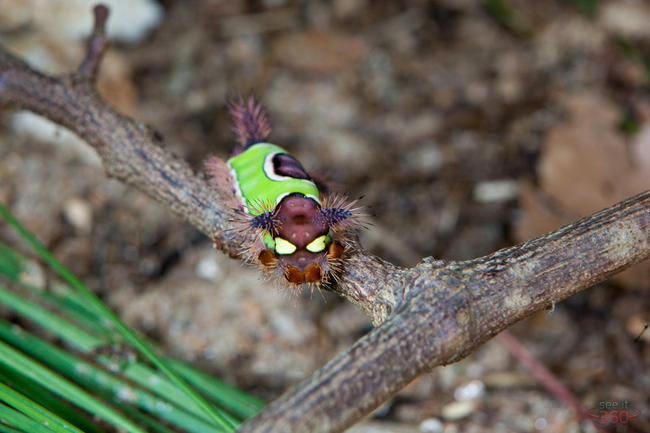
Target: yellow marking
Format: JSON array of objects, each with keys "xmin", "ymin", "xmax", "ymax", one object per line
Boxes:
[
  {"xmin": 306, "ymin": 235, "xmax": 328, "ymax": 253},
  {"xmin": 275, "ymin": 237, "xmax": 297, "ymax": 255}
]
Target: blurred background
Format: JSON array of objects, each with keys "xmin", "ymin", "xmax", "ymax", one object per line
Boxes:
[{"xmin": 0, "ymin": 0, "xmax": 648, "ymax": 431}]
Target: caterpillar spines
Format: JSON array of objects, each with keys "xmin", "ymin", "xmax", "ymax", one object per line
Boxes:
[
  {"xmin": 207, "ymin": 96, "xmax": 362, "ymax": 286},
  {"xmin": 319, "ymin": 194, "xmax": 367, "ymax": 235},
  {"xmin": 229, "ymin": 96, "xmax": 272, "ymax": 150}
]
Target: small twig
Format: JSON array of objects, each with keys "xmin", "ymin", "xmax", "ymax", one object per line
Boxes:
[
  {"xmin": 496, "ymin": 331, "xmax": 604, "ymax": 431},
  {"xmin": 76, "ymin": 4, "xmax": 110, "ymax": 82},
  {"xmin": 634, "ymin": 323, "xmax": 648, "ymax": 343}
]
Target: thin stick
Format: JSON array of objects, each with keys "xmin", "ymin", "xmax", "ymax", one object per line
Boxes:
[
  {"xmin": 497, "ymin": 331, "xmax": 602, "ymax": 430},
  {"xmin": 77, "ymin": 5, "xmax": 110, "ymax": 81}
]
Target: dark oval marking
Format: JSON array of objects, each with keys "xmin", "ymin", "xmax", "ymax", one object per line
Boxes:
[{"xmin": 272, "ymin": 153, "xmax": 311, "ymax": 180}]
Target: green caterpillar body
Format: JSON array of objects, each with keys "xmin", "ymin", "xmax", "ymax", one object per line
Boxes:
[
  {"xmin": 227, "ymin": 142, "xmax": 320, "ymax": 251},
  {"xmin": 207, "ymin": 98, "xmax": 358, "ymax": 285}
]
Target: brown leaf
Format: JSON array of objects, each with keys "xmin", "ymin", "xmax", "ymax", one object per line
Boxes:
[{"xmin": 516, "ymin": 93, "xmax": 650, "ymax": 289}]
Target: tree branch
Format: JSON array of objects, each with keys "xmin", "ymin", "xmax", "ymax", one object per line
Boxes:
[
  {"xmin": 0, "ymin": 6, "xmax": 648, "ymax": 433},
  {"xmin": 0, "ymin": 5, "xmax": 399, "ymax": 324},
  {"xmin": 238, "ymin": 191, "xmax": 649, "ymax": 432}
]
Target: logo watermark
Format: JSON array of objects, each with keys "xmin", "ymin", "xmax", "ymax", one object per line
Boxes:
[{"xmin": 589, "ymin": 400, "xmax": 641, "ymax": 426}]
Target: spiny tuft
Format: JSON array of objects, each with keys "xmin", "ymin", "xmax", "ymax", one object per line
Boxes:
[
  {"xmin": 251, "ymin": 211, "xmax": 281, "ymax": 235},
  {"xmin": 320, "ymin": 207, "xmax": 352, "ymax": 225},
  {"xmin": 229, "ymin": 96, "xmax": 271, "ymax": 148},
  {"xmin": 318, "ymin": 195, "xmax": 365, "ymax": 232}
]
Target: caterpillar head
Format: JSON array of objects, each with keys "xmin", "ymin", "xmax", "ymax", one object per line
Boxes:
[{"xmin": 252, "ymin": 194, "xmax": 359, "ymax": 285}]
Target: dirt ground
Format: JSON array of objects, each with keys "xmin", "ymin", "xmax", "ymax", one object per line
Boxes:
[{"xmin": 0, "ymin": 1, "xmax": 649, "ymax": 432}]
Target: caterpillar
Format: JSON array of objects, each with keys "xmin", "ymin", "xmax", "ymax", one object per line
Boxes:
[{"xmin": 205, "ymin": 97, "xmax": 361, "ymax": 286}]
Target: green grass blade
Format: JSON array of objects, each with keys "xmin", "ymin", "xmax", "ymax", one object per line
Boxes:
[
  {"xmin": 0, "ymin": 273, "xmax": 244, "ymax": 425},
  {"xmin": 0, "ymin": 366, "xmax": 102, "ymax": 433},
  {"xmin": 0, "ymin": 242, "xmax": 118, "ymax": 342},
  {"xmin": 166, "ymin": 359, "xmax": 263, "ymax": 419},
  {"xmin": 45, "ymin": 287, "xmax": 116, "ymax": 336},
  {"xmin": 0, "ymin": 403, "xmax": 59, "ymax": 433},
  {"xmin": 115, "ymin": 362, "xmax": 240, "ymax": 426},
  {"xmin": 0, "ymin": 322, "xmax": 227, "ymax": 433},
  {"xmin": 18, "ymin": 281, "xmax": 120, "ymax": 343},
  {"xmin": 0, "ymin": 268, "xmax": 258, "ymax": 423},
  {"xmin": 118, "ymin": 404, "xmax": 178, "ymax": 433},
  {"xmin": 0, "ymin": 383, "xmax": 83, "ymax": 433},
  {"xmin": 0, "ymin": 337, "xmax": 146, "ymax": 433},
  {"xmin": 0, "ymin": 422, "xmax": 25, "ymax": 433},
  {"xmin": 0, "ymin": 202, "xmax": 237, "ymax": 431},
  {"xmin": 0, "ymin": 285, "xmax": 104, "ymax": 353},
  {"xmin": 0, "ymin": 244, "xmax": 23, "ymax": 281}
]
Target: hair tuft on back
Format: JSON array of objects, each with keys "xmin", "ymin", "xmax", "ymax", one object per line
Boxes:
[{"xmin": 229, "ymin": 96, "xmax": 272, "ymax": 149}]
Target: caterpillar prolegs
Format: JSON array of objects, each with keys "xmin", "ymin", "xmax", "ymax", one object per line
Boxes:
[{"xmin": 205, "ymin": 97, "xmax": 362, "ymax": 285}]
